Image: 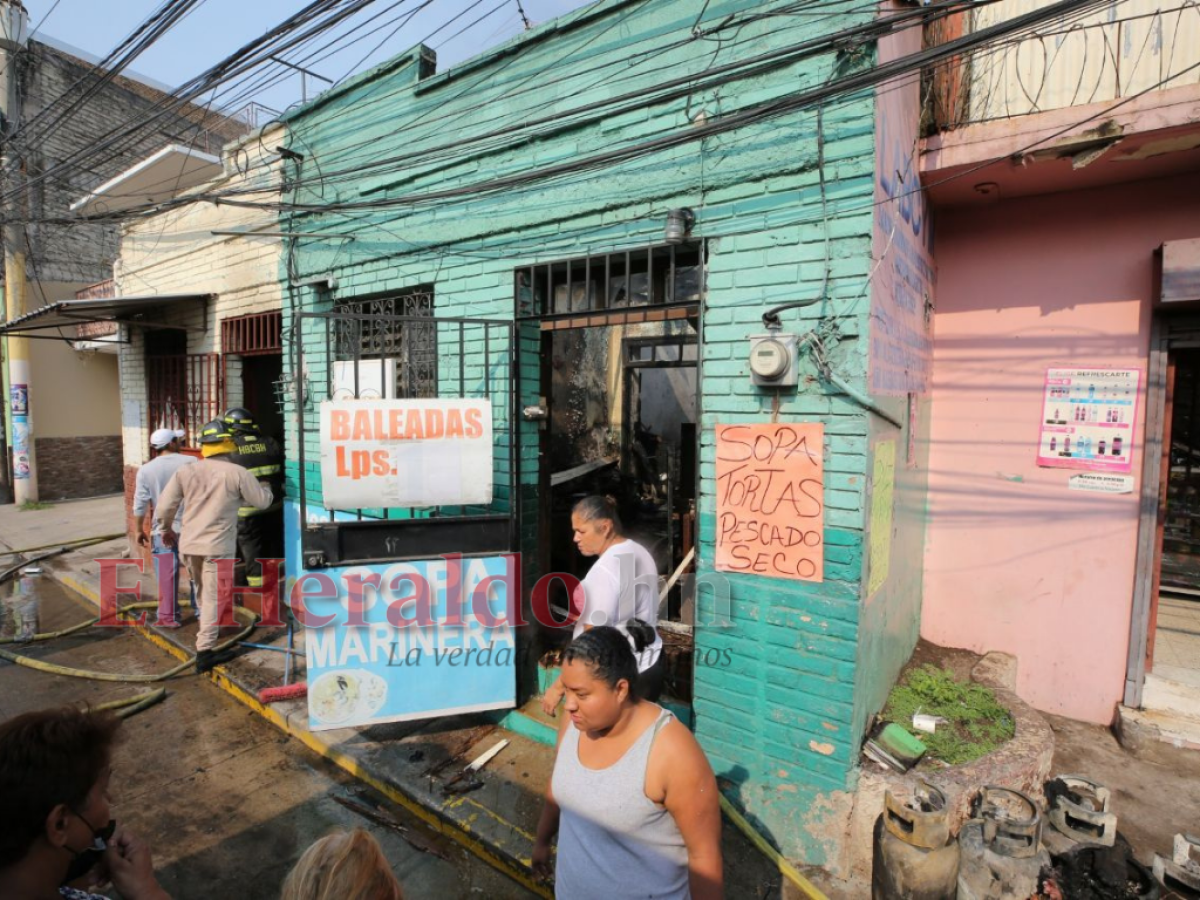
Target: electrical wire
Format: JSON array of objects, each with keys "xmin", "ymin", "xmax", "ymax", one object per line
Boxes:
[
  {"xmin": 243, "ymin": 0, "xmax": 902, "ymax": 193},
  {"xmin": 1, "ymin": 0, "xmax": 382, "ymax": 212},
  {"xmin": 40, "ymin": 0, "xmax": 889, "ymax": 212},
  {"xmin": 263, "ymin": 48, "xmax": 1197, "ymax": 272},
  {"xmin": 243, "ymin": 0, "xmax": 1113, "ymax": 211},
  {"xmin": 4, "ymin": 0, "xmax": 1156, "ymax": 260},
  {"xmin": 190, "ymin": 0, "xmax": 1115, "ymax": 218},
  {"xmin": 13, "ymin": 0, "xmax": 210, "ymax": 154},
  {"xmin": 68, "ymin": 0, "xmax": 979, "ymax": 220}
]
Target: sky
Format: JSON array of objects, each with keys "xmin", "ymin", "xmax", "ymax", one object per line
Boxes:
[{"xmin": 22, "ymin": 0, "xmax": 594, "ymax": 114}]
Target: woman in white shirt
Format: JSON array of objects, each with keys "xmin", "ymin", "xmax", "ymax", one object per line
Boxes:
[{"xmin": 542, "ymin": 495, "xmax": 665, "ymax": 715}]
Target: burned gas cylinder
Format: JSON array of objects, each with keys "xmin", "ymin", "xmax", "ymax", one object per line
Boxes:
[
  {"xmin": 1047, "ymin": 836, "xmax": 1160, "ymax": 900},
  {"xmin": 872, "ymin": 781, "xmax": 960, "ymax": 900},
  {"xmin": 1045, "ymin": 775, "xmax": 1118, "ymax": 851},
  {"xmin": 1153, "ymin": 833, "xmax": 1200, "ymax": 898},
  {"xmin": 957, "ymin": 786, "xmax": 1050, "ymax": 900}
]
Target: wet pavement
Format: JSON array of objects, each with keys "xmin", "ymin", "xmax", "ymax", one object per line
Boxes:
[
  {"xmin": 0, "ymin": 497, "xmax": 830, "ymax": 900},
  {"xmin": 0, "ymin": 573, "xmax": 536, "ymax": 899}
]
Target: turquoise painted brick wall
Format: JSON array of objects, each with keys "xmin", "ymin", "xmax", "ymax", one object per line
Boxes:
[{"xmin": 279, "ymin": 0, "xmax": 885, "ymax": 865}]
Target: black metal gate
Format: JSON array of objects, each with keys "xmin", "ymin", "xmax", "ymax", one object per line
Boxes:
[{"xmin": 293, "ymin": 310, "xmax": 517, "ymax": 567}]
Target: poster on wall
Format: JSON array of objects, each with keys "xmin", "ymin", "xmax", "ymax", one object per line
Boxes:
[
  {"xmin": 319, "ymin": 398, "xmax": 493, "ymax": 510},
  {"xmin": 284, "ymin": 500, "xmax": 517, "ymax": 732},
  {"xmin": 714, "ymin": 423, "xmax": 824, "ymax": 582},
  {"xmin": 868, "ymin": 441, "xmax": 896, "ymax": 596},
  {"xmin": 1036, "ymin": 368, "xmax": 1140, "ymax": 473},
  {"xmin": 10, "ymin": 384, "xmax": 28, "ymax": 416}
]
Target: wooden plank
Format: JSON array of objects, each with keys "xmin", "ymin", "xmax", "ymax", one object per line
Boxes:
[
  {"xmin": 550, "ymin": 455, "xmax": 618, "ymax": 488},
  {"xmin": 1127, "ymin": 319, "xmax": 1169, "ymax": 708},
  {"xmin": 1146, "ymin": 353, "xmax": 1176, "ymax": 671}
]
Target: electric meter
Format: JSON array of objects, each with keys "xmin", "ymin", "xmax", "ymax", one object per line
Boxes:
[{"xmin": 748, "ymin": 333, "xmax": 799, "ymax": 387}]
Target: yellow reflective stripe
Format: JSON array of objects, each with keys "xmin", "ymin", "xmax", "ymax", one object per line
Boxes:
[
  {"xmin": 239, "ymin": 503, "xmax": 283, "ymax": 517},
  {"xmin": 247, "ymin": 576, "xmax": 265, "ymax": 587},
  {"xmin": 247, "ymin": 464, "xmax": 282, "ymax": 476}
]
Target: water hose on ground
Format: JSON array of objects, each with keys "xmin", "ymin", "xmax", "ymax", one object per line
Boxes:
[
  {"xmin": 0, "ymin": 615, "xmax": 96, "ymax": 644},
  {"xmin": 719, "ymin": 794, "xmax": 829, "ymax": 900},
  {"xmin": 0, "ymin": 602, "xmax": 258, "ymax": 682},
  {"xmin": 0, "ymin": 532, "xmax": 128, "ymax": 557},
  {"xmin": 0, "ymin": 547, "xmax": 76, "ymax": 584},
  {"xmin": 93, "ymin": 689, "xmax": 168, "ymax": 718}
]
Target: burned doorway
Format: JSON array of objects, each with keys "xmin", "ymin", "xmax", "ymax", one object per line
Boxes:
[
  {"xmin": 1153, "ymin": 346, "xmax": 1200, "ymax": 691},
  {"xmin": 517, "ymin": 243, "xmax": 703, "ymax": 707},
  {"xmin": 222, "ymin": 312, "xmax": 284, "ymax": 442}
]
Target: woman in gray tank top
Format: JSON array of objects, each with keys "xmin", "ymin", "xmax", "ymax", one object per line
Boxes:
[{"xmin": 532, "ymin": 627, "xmax": 723, "ymax": 899}]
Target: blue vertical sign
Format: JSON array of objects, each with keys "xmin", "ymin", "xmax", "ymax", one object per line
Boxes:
[
  {"xmin": 11, "ymin": 384, "xmax": 30, "ymax": 479},
  {"xmin": 285, "ymin": 501, "xmax": 517, "ymax": 731}
]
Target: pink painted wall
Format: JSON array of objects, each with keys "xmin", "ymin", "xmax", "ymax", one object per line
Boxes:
[{"xmin": 923, "ymin": 172, "xmax": 1200, "ymax": 724}]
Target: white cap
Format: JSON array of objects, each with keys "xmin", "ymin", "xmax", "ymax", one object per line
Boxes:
[{"xmin": 150, "ymin": 428, "xmax": 185, "ymax": 449}]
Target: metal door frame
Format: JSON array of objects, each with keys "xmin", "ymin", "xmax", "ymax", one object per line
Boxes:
[{"xmin": 1125, "ymin": 314, "xmax": 1200, "ymax": 707}]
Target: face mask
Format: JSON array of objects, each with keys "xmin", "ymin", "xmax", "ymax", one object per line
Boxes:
[{"xmin": 60, "ymin": 812, "xmax": 116, "ymax": 887}]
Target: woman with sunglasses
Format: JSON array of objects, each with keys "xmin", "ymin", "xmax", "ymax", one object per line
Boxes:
[{"xmin": 0, "ymin": 707, "xmax": 169, "ymax": 900}]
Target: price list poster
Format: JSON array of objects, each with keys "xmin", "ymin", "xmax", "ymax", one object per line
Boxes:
[{"xmin": 1037, "ymin": 367, "xmax": 1140, "ymax": 473}]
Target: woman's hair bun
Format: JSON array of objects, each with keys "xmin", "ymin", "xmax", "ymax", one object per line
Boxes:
[{"xmin": 624, "ymin": 617, "xmax": 656, "ymax": 652}]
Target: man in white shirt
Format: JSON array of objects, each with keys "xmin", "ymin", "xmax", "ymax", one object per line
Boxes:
[{"xmin": 132, "ymin": 428, "xmax": 195, "ymax": 628}]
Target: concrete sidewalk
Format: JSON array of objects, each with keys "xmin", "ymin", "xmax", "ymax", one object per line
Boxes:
[{"xmin": 0, "ymin": 495, "xmax": 826, "ymax": 899}]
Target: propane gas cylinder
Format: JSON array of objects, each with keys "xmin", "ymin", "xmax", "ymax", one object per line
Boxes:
[
  {"xmin": 872, "ymin": 782, "xmax": 960, "ymax": 900},
  {"xmin": 957, "ymin": 786, "xmax": 1050, "ymax": 900}
]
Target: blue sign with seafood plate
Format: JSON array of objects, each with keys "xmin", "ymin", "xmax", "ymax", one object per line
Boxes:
[{"xmin": 285, "ymin": 501, "xmax": 517, "ymax": 731}]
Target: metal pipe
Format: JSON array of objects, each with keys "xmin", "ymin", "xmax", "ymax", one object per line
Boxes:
[
  {"xmin": 825, "ymin": 369, "xmax": 904, "ymax": 429},
  {"xmin": 284, "ymin": 614, "xmax": 295, "ymax": 686},
  {"xmin": 239, "ymin": 641, "xmax": 301, "ymax": 656}
]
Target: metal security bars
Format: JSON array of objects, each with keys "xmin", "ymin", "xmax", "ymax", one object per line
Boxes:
[
  {"xmin": 515, "ymin": 242, "xmax": 704, "ymax": 321},
  {"xmin": 222, "ymin": 311, "xmax": 283, "ymax": 356},
  {"xmin": 334, "ymin": 288, "xmax": 437, "ymax": 398},
  {"xmin": 146, "ymin": 353, "xmax": 225, "ymax": 446},
  {"xmin": 294, "ymin": 310, "xmax": 517, "ymax": 567}
]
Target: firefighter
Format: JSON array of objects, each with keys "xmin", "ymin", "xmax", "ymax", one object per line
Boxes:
[
  {"xmin": 156, "ymin": 420, "xmax": 273, "ymax": 672},
  {"xmin": 222, "ymin": 408, "xmax": 285, "ymax": 588}
]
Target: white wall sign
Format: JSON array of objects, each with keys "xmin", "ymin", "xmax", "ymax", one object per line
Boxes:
[
  {"xmin": 1067, "ymin": 473, "xmax": 1135, "ymax": 495},
  {"xmin": 319, "ymin": 399, "xmax": 493, "ymax": 510}
]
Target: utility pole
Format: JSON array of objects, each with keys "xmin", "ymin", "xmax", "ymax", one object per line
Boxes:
[{"xmin": 0, "ymin": 0, "xmax": 31, "ymax": 504}]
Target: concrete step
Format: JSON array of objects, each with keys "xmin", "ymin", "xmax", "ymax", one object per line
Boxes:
[
  {"xmin": 1116, "ymin": 704, "xmax": 1200, "ymax": 756},
  {"xmin": 1143, "ymin": 672, "xmax": 1200, "ymax": 719}
]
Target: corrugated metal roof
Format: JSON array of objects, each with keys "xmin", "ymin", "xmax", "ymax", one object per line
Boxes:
[{"xmin": 0, "ymin": 294, "xmax": 213, "ymax": 335}]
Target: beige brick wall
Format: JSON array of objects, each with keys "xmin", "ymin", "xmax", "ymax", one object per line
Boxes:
[{"xmin": 116, "ymin": 125, "xmax": 285, "ymax": 468}]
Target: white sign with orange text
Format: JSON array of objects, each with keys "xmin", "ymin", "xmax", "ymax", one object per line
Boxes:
[{"xmin": 319, "ymin": 399, "xmax": 493, "ymax": 510}]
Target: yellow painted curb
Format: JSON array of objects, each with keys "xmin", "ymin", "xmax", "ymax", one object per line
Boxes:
[{"xmin": 52, "ymin": 569, "xmax": 551, "ymax": 898}]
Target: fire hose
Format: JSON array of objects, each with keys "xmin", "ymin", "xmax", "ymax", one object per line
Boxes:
[
  {"xmin": 0, "ymin": 532, "xmax": 128, "ymax": 557},
  {"xmin": 0, "ymin": 601, "xmax": 258, "ymax": 682},
  {"xmin": 0, "ymin": 533, "xmax": 258, "ymax": 683}
]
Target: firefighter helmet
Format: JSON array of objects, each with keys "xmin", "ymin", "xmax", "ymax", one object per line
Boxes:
[
  {"xmin": 198, "ymin": 420, "xmax": 233, "ymax": 444},
  {"xmin": 222, "ymin": 407, "xmax": 256, "ymax": 433}
]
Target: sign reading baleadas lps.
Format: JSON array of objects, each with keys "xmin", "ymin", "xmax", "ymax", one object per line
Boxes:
[{"xmin": 319, "ymin": 399, "xmax": 493, "ymax": 510}]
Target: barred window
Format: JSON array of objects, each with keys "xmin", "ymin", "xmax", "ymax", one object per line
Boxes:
[{"xmin": 334, "ymin": 287, "xmax": 436, "ymax": 399}]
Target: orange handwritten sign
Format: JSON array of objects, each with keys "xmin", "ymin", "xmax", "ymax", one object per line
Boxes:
[{"xmin": 715, "ymin": 423, "xmax": 824, "ymax": 582}]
